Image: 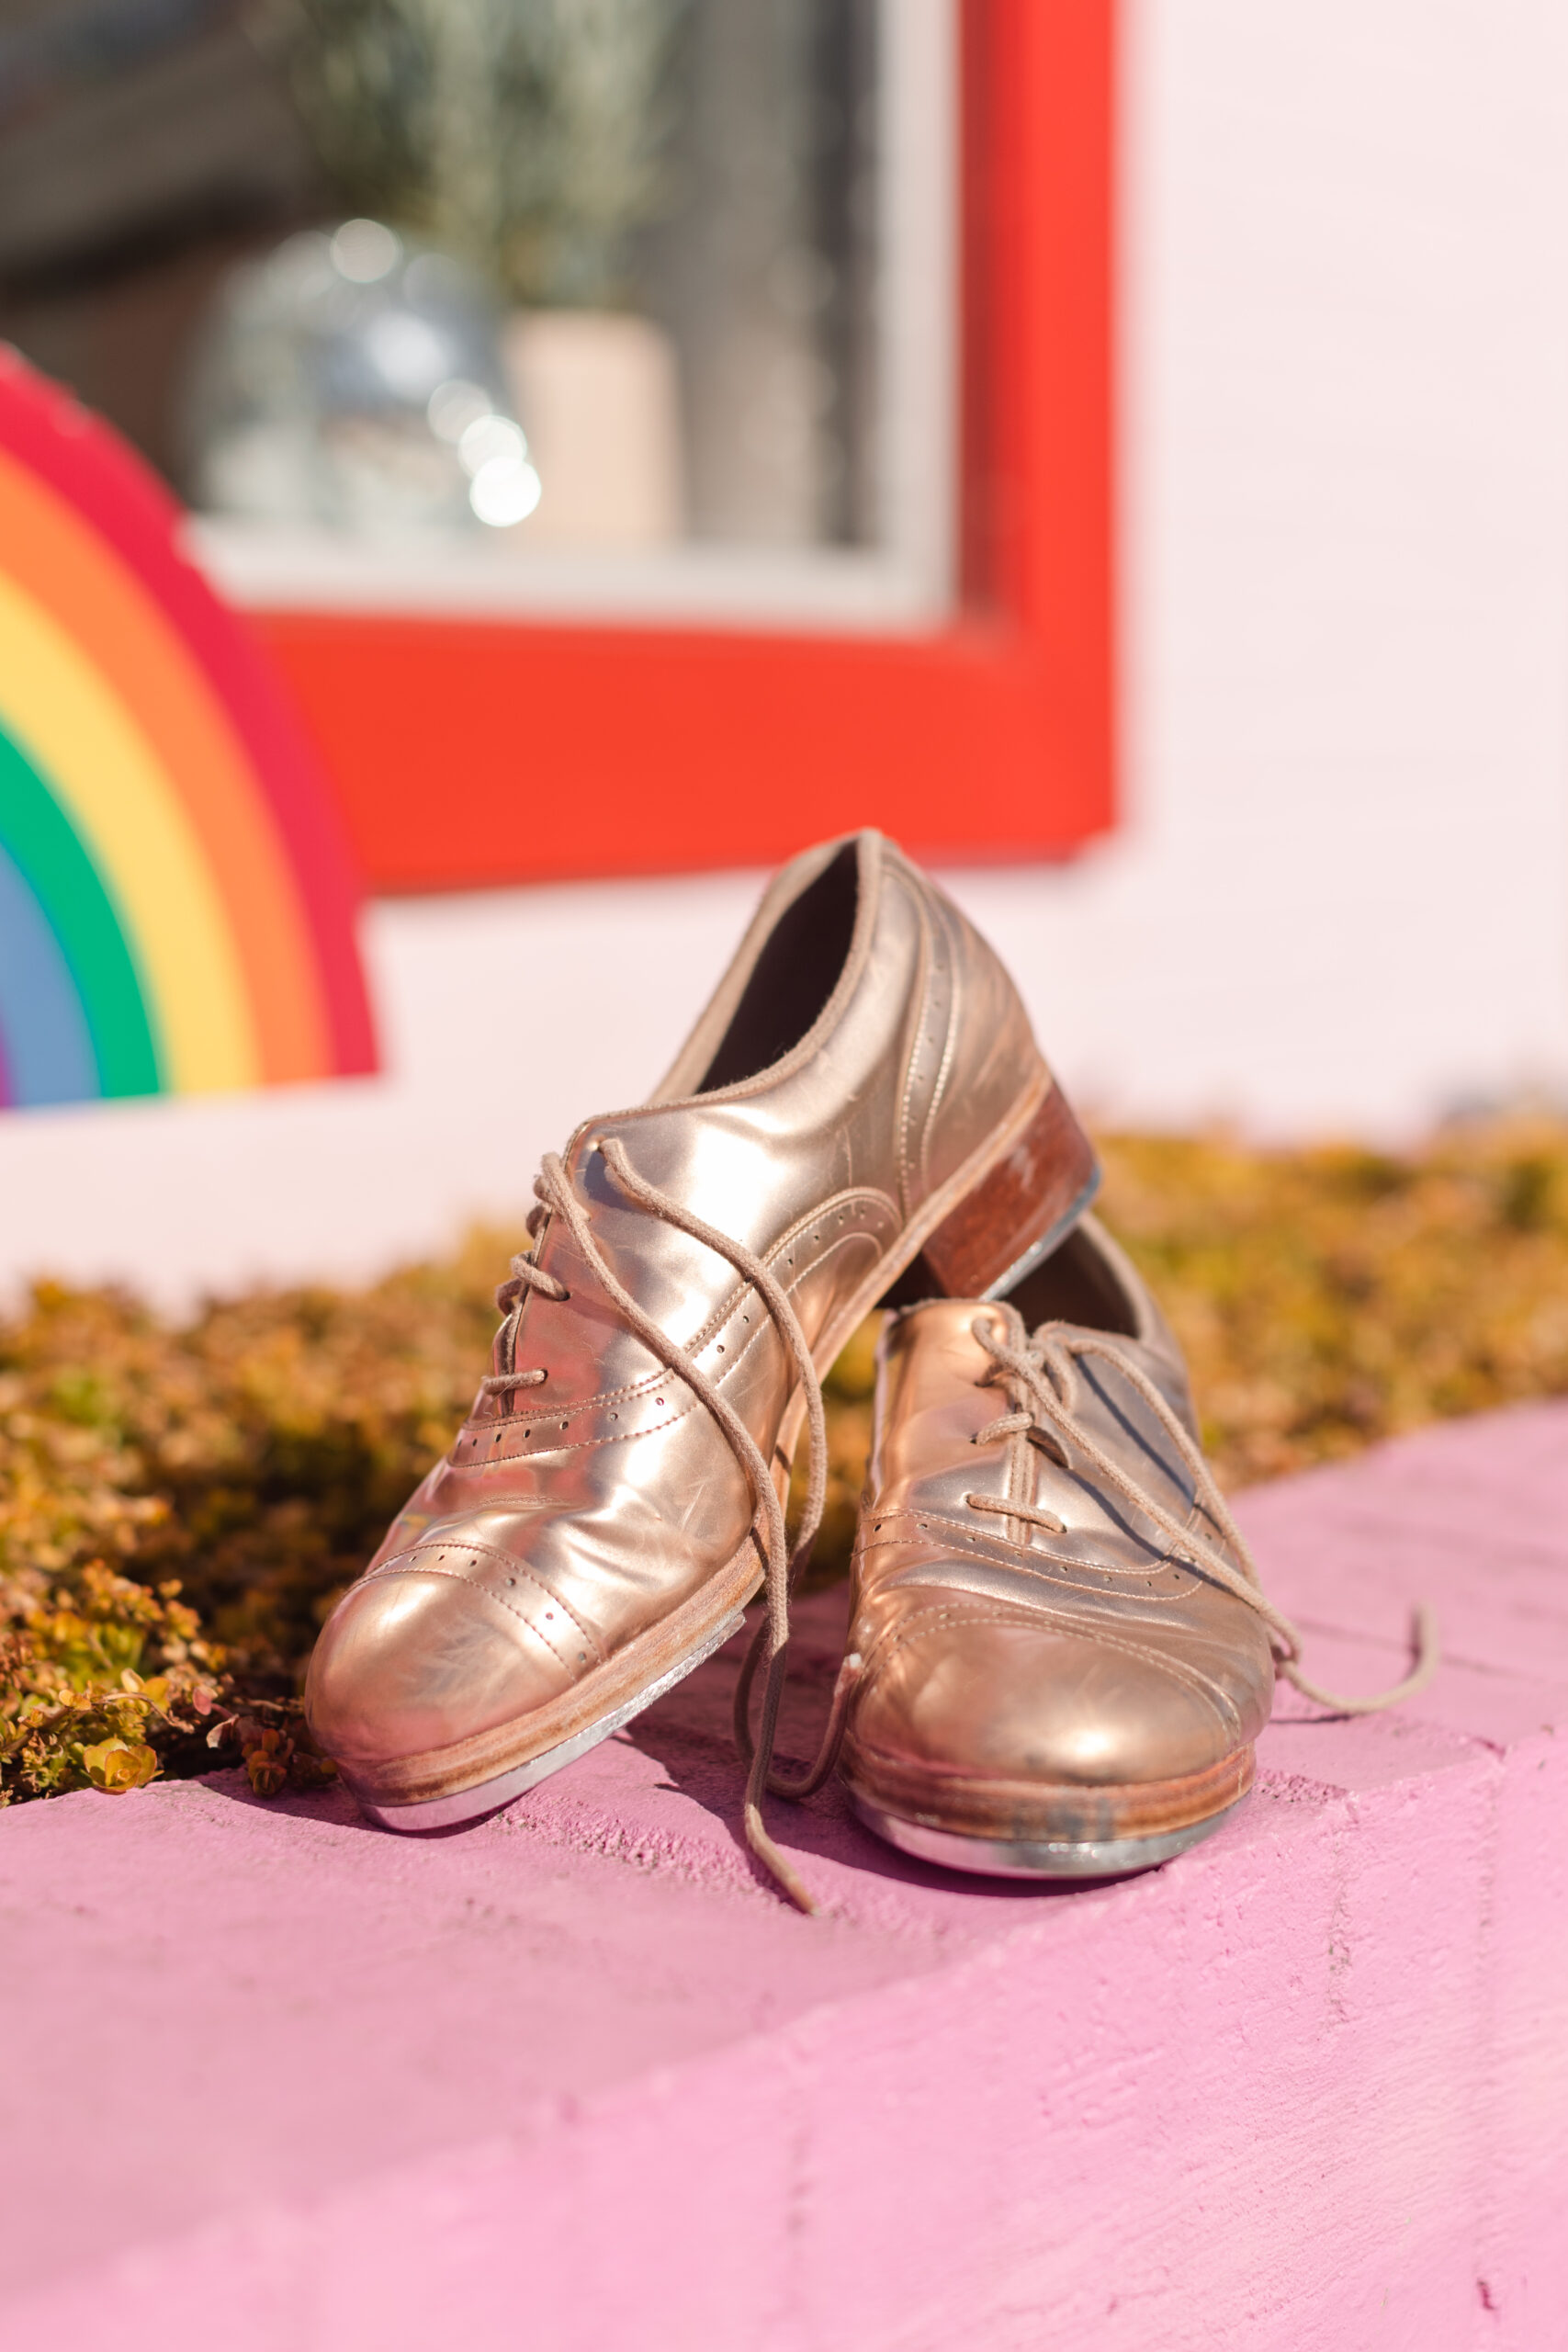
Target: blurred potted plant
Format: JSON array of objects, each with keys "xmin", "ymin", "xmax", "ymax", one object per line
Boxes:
[{"xmin": 278, "ymin": 0, "xmax": 688, "ymax": 544}]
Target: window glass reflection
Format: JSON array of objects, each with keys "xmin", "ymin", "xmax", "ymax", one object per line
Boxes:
[{"xmin": 0, "ymin": 0, "xmax": 886, "ymax": 560}]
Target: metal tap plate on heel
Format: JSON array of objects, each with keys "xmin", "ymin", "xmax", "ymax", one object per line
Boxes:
[{"xmin": 850, "ymin": 1790, "xmax": 1248, "ymax": 1880}]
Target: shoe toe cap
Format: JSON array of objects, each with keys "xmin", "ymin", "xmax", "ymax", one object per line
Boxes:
[
  {"xmin": 848, "ymin": 1614, "xmax": 1243, "ymax": 1792},
  {"xmin": 305, "ymin": 1568, "xmax": 574, "ymax": 1770}
]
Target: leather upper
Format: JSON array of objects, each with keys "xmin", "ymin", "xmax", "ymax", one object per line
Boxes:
[
  {"xmin": 843, "ymin": 1217, "xmax": 1276, "ymax": 1801},
  {"xmin": 306, "ymin": 831, "xmax": 1052, "ymax": 1778}
]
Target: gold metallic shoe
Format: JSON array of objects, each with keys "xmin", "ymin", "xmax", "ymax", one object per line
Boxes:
[
  {"xmin": 305, "ymin": 831, "xmax": 1098, "ymax": 1898},
  {"xmin": 839, "ymin": 1216, "xmax": 1438, "ymax": 1879}
]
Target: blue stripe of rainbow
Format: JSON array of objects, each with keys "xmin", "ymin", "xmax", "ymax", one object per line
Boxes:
[{"xmin": 0, "ymin": 834, "xmax": 97, "ymax": 1107}]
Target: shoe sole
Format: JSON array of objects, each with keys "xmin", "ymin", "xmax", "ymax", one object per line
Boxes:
[
  {"xmin": 348, "ymin": 1605, "xmax": 748, "ymax": 1831},
  {"xmin": 342, "ymin": 1070, "xmax": 1097, "ymax": 1832},
  {"xmin": 849, "ymin": 1789, "xmax": 1248, "ymax": 1880}
]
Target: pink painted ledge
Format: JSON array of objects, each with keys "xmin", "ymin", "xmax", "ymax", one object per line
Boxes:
[{"xmin": 3, "ymin": 1401, "xmax": 1566, "ymax": 2352}]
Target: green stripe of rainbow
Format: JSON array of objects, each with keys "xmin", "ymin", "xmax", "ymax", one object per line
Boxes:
[
  {"xmin": 0, "ymin": 352, "xmax": 375, "ymax": 1110},
  {"xmin": 0, "ymin": 724, "xmax": 160, "ymax": 1095}
]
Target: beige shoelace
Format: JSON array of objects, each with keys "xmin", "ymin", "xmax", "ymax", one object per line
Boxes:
[
  {"xmin": 480, "ymin": 1138, "xmax": 855, "ymax": 1912},
  {"xmin": 965, "ymin": 1317, "xmax": 1438, "ymax": 1714}
]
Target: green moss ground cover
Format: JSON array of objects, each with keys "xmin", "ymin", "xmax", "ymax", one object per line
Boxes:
[{"xmin": 6, "ymin": 1119, "xmax": 1567, "ymax": 1805}]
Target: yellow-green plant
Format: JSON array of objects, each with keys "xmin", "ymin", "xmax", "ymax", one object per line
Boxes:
[
  {"xmin": 1098, "ymin": 1119, "xmax": 1568, "ymax": 1487},
  {"xmin": 5, "ymin": 1118, "xmax": 1567, "ymax": 1805}
]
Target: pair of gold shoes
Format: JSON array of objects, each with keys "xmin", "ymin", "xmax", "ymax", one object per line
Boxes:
[{"xmin": 305, "ymin": 832, "xmax": 1434, "ymax": 1908}]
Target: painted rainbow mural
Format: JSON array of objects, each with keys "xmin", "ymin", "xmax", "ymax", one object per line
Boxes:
[{"xmin": 0, "ymin": 349, "xmax": 375, "ymax": 1109}]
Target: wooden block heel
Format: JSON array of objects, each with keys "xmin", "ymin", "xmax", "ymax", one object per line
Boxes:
[{"xmin": 886, "ymin": 1081, "xmax": 1100, "ymax": 1306}]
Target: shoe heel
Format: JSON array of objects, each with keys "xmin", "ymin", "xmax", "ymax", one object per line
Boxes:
[{"xmin": 887, "ymin": 1082, "xmax": 1100, "ymax": 1306}]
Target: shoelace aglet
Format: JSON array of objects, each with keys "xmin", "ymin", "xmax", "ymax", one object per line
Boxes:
[
  {"xmin": 744, "ymin": 1794, "xmax": 819, "ymax": 1915},
  {"xmin": 742, "ymin": 1651, "xmax": 864, "ymax": 1917},
  {"xmin": 1280, "ymin": 1600, "xmax": 1440, "ymax": 1715},
  {"xmin": 742, "ymin": 1642, "xmax": 819, "ymax": 1914},
  {"xmin": 574, "ymin": 1137, "xmax": 839, "ymax": 1909}
]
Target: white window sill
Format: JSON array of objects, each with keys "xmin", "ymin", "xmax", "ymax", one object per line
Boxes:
[{"xmin": 185, "ymin": 517, "xmax": 953, "ymax": 638}]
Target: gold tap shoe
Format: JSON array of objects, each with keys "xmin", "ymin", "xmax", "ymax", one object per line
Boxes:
[
  {"xmin": 306, "ymin": 831, "xmax": 1098, "ymax": 1889},
  {"xmin": 840, "ymin": 1216, "xmax": 1438, "ymax": 1879}
]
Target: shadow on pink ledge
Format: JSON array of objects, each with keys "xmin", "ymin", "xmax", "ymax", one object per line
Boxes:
[{"xmin": 3, "ymin": 1400, "xmax": 1566, "ymax": 2352}]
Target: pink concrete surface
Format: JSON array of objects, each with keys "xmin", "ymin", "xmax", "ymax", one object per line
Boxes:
[{"xmin": 3, "ymin": 1401, "xmax": 1567, "ymax": 2351}]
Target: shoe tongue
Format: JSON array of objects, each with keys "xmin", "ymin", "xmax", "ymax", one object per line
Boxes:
[{"xmin": 911, "ymin": 1295, "xmax": 1033, "ymax": 1373}]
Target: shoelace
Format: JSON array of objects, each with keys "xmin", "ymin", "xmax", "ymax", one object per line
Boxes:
[
  {"xmin": 964, "ymin": 1316, "xmax": 1438, "ymax": 1714},
  {"xmin": 479, "ymin": 1138, "xmax": 856, "ymax": 1912}
]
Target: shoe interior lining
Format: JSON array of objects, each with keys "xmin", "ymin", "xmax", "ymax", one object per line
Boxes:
[
  {"xmin": 697, "ymin": 840, "xmax": 860, "ymax": 1091},
  {"xmin": 1003, "ymin": 1224, "xmax": 1139, "ymax": 1338}
]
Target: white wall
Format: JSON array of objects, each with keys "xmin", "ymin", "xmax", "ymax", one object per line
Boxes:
[
  {"xmin": 1095, "ymin": 0, "xmax": 1568, "ymax": 1133},
  {"xmin": 0, "ymin": 880, "xmax": 762, "ymax": 1307},
  {"xmin": 5, "ymin": 0, "xmax": 1567, "ymax": 1303}
]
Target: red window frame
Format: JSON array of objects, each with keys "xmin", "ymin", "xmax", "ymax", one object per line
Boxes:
[{"xmin": 253, "ymin": 0, "xmax": 1114, "ymax": 895}]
